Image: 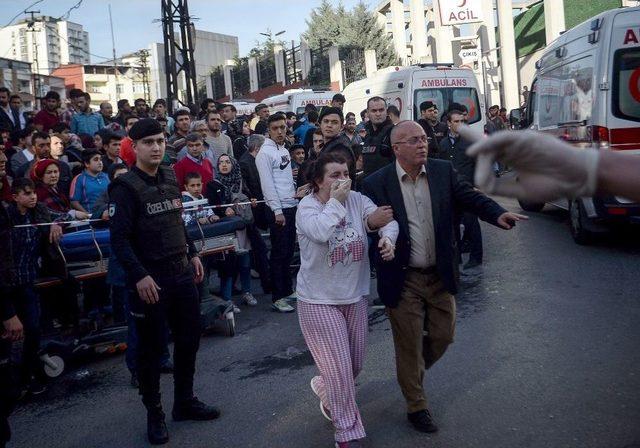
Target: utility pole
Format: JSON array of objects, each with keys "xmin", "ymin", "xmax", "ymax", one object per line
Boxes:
[
  {"xmin": 136, "ymin": 49, "xmax": 151, "ymax": 103},
  {"xmin": 25, "ymin": 10, "xmax": 41, "ymax": 105},
  {"xmin": 160, "ymin": 0, "xmax": 198, "ymax": 113},
  {"xmin": 108, "ymin": 3, "xmax": 118, "ymax": 83}
]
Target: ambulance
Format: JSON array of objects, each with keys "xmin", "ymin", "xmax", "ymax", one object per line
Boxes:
[
  {"xmin": 518, "ymin": 6, "xmax": 640, "ymax": 244},
  {"xmin": 228, "ymin": 101, "xmax": 260, "ymax": 117},
  {"xmin": 262, "ymin": 89, "xmax": 334, "ymax": 116},
  {"xmin": 342, "ymin": 63, "xmax": 485, "ymax": 131}
]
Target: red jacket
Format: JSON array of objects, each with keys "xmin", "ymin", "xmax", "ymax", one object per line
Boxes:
[{"xmin": 173, "ymin": 156, "xmax": 214, "ymax": 190}]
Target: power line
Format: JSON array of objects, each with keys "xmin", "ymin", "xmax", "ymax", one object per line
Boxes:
[
  {"xmin": 56, "ymin": 0, "xmax": 84, "ymax": 21},
  {"xmin": 3, "ymin": 0, "xmax": 45, "ymax": 28}
]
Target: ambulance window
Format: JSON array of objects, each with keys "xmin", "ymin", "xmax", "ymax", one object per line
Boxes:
[
  {"xmin": 296, "ymin": 107, "xmax": 305, "ymax": 116},
  {"xmin": 451, "ymin": 89, "xmax": 481, "ymax": 124},
  {"xmin": 613, "ymin": 48, "xmax": 640, "ymax": 122},
  {"xmin": 538, "ymin": 56, "xmax": 593, "ymax": 129},
  {"xmin": 414, "ymin": 88, "xmax": 481, "ymax": 124}
]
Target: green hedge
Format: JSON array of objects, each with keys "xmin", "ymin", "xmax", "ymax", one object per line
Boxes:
[{"xmin": 514, "ymin": 0, "xmax": 622, "ymax": 58}]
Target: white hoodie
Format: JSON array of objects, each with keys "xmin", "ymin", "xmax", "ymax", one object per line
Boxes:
[{"xmin": 255, "ymin": 138, "xmax": 297, "ymax": 215}]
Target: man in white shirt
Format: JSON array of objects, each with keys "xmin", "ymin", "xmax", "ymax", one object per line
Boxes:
[{"xmin": 255, "ymin": 114, "xmax": 298, "ymax": 313}]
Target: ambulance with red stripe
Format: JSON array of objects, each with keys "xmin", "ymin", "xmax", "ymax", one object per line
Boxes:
[
  {"xmin": 262, "ymin": 89, "xmax": 335, "ymax": 117},
  {"xmin": 520, "ymin": 6, "xmax": 640, "ymax": 244},
  {"xmin": 342, "ymin": 63, "xmax": 485, "ymax": 132}
]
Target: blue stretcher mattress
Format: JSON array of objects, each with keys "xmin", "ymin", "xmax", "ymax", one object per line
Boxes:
[
  {"xmin": 58, "ymin": 217, "xmax": 245, "ymax": 263},
  {"xmin": 185, "ymin": 216, "xmax": 245, "ymax": 241}
]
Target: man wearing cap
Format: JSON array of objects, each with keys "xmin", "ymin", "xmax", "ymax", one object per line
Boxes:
[
  {"xmin": 109, "ymin": 118, "xmax": 218, "ymax": 445},
  {"xmin": 417, "ymin": 101, "xmax": 448, "ymax": 157}
]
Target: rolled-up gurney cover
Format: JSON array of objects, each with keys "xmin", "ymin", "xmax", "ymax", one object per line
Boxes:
[
  {"xmin": 59, "ymin": 229, "xmax": 111, "ymax": 262},
  {"xmin": 185, "ymin": 216, "xmax": 245, "ymax": 241}
]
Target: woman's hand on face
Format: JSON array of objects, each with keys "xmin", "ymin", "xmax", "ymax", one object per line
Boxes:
[
  {"xmin": 378, "ymin": 236, "xmax": 395, "ymax": 262},
  {"xmin": 329, "ymin": 179, "xmax": 351, "ymax": 204}
]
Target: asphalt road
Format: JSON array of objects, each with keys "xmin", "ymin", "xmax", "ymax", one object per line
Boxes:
[{"xmin": 10, "ymin": 197, "xmax": 640, "ymax": 448}]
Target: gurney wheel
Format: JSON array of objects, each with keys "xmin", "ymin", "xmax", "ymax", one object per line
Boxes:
[
  {"xmin": 224, "ymin": 311, "xmax": 236, "ymax": 337},
  {"xmin": 41, "ymin": 354, "xmax": 65, "ymax": 378}
]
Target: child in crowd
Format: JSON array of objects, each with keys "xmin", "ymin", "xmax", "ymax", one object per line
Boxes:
[
  {"xmin": 289, "ymin": 144, "xmax": 306, "ymax": 183},
  {"xmin": 181, "ymin": 172, "xmax": 218, "ymax": 304},
  {"xmin": 6, "ymin": 178, "xmax": 62, "ymax": 395},
  {"xmin": 182, "ymin": 172, "xmax": 219, "ymax": 225},
  {"xmin": 69, "ymin": 149, "xmax": 109, "ymax": 214}
]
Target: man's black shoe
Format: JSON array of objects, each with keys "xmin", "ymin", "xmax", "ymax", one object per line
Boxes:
[
  {"xmin": 147, "ymin": 407, "xmax": 169, "ymax": 445},
  {"xmin": 407, "ymin": 409, "xmax": 438, "ymax": 433},
  {"xmin": 463, "ymin": 259, "xmax": 482, "ymax": 270},
  {"xmin": 172, "ymin": 397, "xmax": 221, "ymax": 421}
]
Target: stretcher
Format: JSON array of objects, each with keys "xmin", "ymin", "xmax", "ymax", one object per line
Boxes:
[
  {"xmin": 35, "ymin": 217, "xmax": 244, "ymax": 288},
  {"xmin": 186, "ymin": 216, "xmax": 246, "ymax": 256}
]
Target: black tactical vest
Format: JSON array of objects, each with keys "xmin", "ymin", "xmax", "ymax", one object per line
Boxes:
[
  {"xmin": 362, "ymin": 119, "xmax": 394, "ymax": 178},
  {"xmin": 114, "ymin": 166, "xmax": 187, "ymax": 262}
]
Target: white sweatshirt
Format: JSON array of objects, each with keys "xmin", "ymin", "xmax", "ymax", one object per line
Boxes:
[
  {"xmin": 255, "ymin": 138, "xmax": 297, "ymax": 215},
  {"xmin": 296, "ymin": 192, "xmax": 399, "ymax": 305}
]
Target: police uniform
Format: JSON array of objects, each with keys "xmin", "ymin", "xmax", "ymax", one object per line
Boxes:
[
  {"xmin": 361, "ymin": 117, "xmax": 394, "ymax": 178},
  {"xmin": 108, "ymin": 119, "xmax": 218, "ymax": 445},
  {"xmin": 0, "ymin": 204, "xmax": 19, "ymax": 448}
]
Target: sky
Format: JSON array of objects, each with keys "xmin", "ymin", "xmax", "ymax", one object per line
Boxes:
[{"xmin": 3, "ymin": 0, "xmax": 376, "ymax": 63}]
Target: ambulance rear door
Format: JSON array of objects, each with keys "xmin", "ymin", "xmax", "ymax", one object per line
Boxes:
[
  {"xmin": 411, "ymin": 68, "xmax": 485, "ymax": 130},
  {"xmin": 608, "ymin": 8, "xmax": 640, "ymax": 153}
]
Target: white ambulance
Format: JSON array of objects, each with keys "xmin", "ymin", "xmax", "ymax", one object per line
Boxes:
[
  {"xmin": 228, "ymin": 101, "xmax": 260, "ymax": 117},
  {"xmin": 262, "ymin": 89, "xmax": 334, "ymax": 116},
  {"xmin": 518, "ymin": 6, "xmax": 640, "ymax": 244},
  {"xmin": 342, "ymin": 63, "xmax": 486, "ymax": 131}
]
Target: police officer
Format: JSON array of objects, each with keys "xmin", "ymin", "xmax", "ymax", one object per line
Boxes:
[
  {"xmin": 109, "ymin": 118, "xmax": 219, "ymax": 445},
  {"xmin": 361, "ymin": 96, "xmax": 395, "ymax": 178},
  {"xmin": 1, "ymin": 203, "xmax": 22, "ymax": 448},
  {"xmin": 417, "ymin": 101, "xmax": 448, "ymax": 157}
]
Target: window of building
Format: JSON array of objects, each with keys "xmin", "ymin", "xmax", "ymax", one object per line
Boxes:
[{"xmin": 116, "ymin": 84, "xmax": 124, "ymax": 95}]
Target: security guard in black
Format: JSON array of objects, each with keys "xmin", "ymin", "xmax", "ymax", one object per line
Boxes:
[{"xmin": 108, "ymin": 118, "xmax": 219, "ymax": 445}]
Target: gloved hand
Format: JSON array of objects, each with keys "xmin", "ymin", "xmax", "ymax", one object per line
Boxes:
[
  {"xmin": 461, "ymin": 127, "xmax": 600, "ymax": 202},
  {"xmin": 330, "ymin": 179, "xmax": 351, "ymax": 204}
]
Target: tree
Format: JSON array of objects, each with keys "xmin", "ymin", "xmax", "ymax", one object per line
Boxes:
[{"xmin": 302, "ymin": 0, "xmax": 397, "ymax": 68}]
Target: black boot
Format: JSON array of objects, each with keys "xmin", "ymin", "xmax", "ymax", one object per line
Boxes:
[
  {"xmin": 172, "ymin": 397, "xmax": 220, "ymax": 421},
  {"xmin": 147, "ymin": 406, "xmax": 169, "ymax": 445}
]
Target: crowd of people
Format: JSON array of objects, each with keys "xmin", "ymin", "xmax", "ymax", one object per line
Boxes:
[{"xmin": 0, "ymin": 83, "xmax": 562, "ymax": 448}]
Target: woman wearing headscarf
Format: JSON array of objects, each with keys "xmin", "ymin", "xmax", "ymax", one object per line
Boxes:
[
  {"xmin": 31, "ymin": 159, "xmax": 89, "ymax": 221},
  {"xmin": 206, "ymin": 154, "xmax": 257, "ymax": 309}
]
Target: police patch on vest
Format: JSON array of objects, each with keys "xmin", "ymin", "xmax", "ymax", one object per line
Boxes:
[
  {"xmin": 361, "ymin": 145, "xmax": 377, "ymax": 154},
  {"xmin": 108, "ymin": 203, "xmax": 116, "ymax": 217},
  {"xmin": 145, "ymin": 198, "xmax": 183, "ymax": 216}
]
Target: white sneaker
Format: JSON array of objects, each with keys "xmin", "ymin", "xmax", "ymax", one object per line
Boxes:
[
  {"xmin": 271, "ymin": 298, "xmax": 295, "ymax": 313},
  {"xmin": 310, "ymin": 376, "xmax": 331, "ymax": 422},
  {"xmin": 242, "ymin": 292, "xmax": 257, "ymax": 306}
]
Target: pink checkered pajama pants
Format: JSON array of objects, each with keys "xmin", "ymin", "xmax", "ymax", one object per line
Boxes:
[{"xmin": 297, "ymin": 297, "xmax": 368, "ymax": 443}]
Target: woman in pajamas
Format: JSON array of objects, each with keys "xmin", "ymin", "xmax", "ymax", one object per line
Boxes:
[{"xmin": 296, "ymin": 151, "xmax": 398, "ymax": 448}]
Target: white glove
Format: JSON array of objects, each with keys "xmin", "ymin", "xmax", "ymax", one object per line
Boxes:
[
  {"xmin": 461, "ymin": 127, "xmax": 600, "ymax": 202},
  {"xmin": 330, "ymin": 179, "xmax": 351, "ymax": 204}
]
